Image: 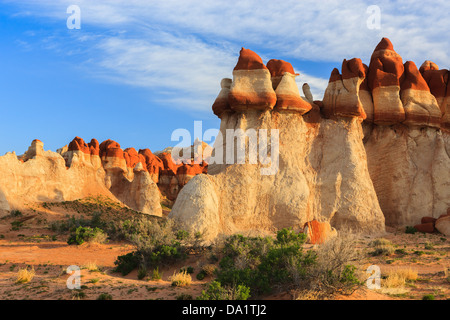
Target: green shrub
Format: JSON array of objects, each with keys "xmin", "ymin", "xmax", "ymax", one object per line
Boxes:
[
  {"xmin": 97, "ymin": 293, "xmax": 113, "ymax": 300},
  {"xmin": 395, "ymin": 249, "xmax": 408, "ymax": 255},
  {"xmin": 180, "ymin": 266, "xmax": 194, "ymax": 274},
  {"xmin": 196, "ymin": 271, "xmax": 206, "ymax": 280},
  {"xmin": 137, "ymin": 267, "xmax": 148, "ymax": 280},
  {"xmin": 176, "ymin": 230, "xmax": 190, "ymax": 240},
  {"xmin": 113, "ymin": 252, "xmax": 140, "ymax": 276},
  {"xmin": 10, "ymin": 210, "xmax": 23, "ymax": 217},
  {"xmin": 151, "ymin": 267, "xmax": 162, "ymax": 280},
  {"xmin": 216, "ymin": 229, "xmax": 316, "ymax": 295},
  {"xmin": 67, "ymin": 226, "xmax": 107, "ymax": 245},
  {"xmin": 11, "ymin": 221, "xmax": 23, "ymax": 231},
  {"xmin": 422, "ymin": 294, "xmax": 435, "ymax": 300},
  {"xmin": 405, "ymin": 226, "xmax": 417, "ymax": 234},
  {"xmin": 114, "ymin": 218, "xmax": 190, "ymax": 274},
  {"xmin": 369, "ymin": 239, "xmax": 395, "ymax": 256},
  {"xmin": 71, "ymin": 290, "xmax": 86, "ymax": 299},
  {"xmin": 197, "ymin": 281, "xmax": 250, "ymax": 300}
]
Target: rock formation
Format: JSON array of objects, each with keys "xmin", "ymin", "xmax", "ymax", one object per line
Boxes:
[
  {"xmin": 171, "ymin": 39, "xmax": 450, "ymax": 240},
  {"xmin": 170, "ymin": 47, "xmax": 386, "ymax": 241},
  {"xmin": 0, "ymin": 132, "xmax": 211, "ymax": 217},
  {"xmin": 361, "ymin": 39, "xmax": 450, "ymax": 227},
  {"xmin": 303, "ymin": 220, "xmax": 337, "ymax": 245},
  {"xmin": 2, "ymin": 38, "xmax": 448, "ymax": 241},
  {"xmin": 0, "ymin": 140, "xmax": 118, "ymax": 215}
]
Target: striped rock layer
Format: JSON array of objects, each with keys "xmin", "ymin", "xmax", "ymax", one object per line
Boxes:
[
  {"xmin": 214, "ymin": 48, "xmax": 317, "ymax": 118},
  {"xmin": 324, "ymin": 37, "xmax": 445, "ymax": 129}
]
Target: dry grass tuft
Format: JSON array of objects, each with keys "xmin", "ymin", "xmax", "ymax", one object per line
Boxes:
[
  {"xmin": 169, "ymin": 270, "xmax": 192, "ymax": 287},
  {"xmin": 83, "ymin": 261, "xmax": 100, "ymax": 272},
  {"xmin": 376, "ymin": 267, "xmax": 418, "ymax": 296},
  {"xmin": 369, "ymin": 238, "xmax": 395, "ymax": 256},
  {"xmin": 294, "ymin": 290, "xmax": 323, "ymax": 300},
  {"xmin": 16, "ymin": 267, "xmax": 36, "ymax": 284},
  {"xmin": 384, "ymin": 268, "xmax": 418, "ymax": 288}
]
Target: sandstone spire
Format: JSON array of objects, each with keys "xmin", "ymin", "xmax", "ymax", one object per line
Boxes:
[
  {"xmin": 228, "ymin": 48, "xmax": 277, "ymax": 112},
  {"xmin": 266, "ymin": 59, "xmax": 312, "ymax": 115}
]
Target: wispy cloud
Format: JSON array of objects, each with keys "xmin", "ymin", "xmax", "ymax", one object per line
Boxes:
[{"xmin": 5, "ymin": 0, "xmax": 449, "ymax": 112}]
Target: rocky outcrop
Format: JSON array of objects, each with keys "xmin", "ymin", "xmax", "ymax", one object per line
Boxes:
[
  {"xmin": 360, "ymin": 39, "xmax": 450, "ymax": 227},
  {"xmin": 267, "ymin": 59, "xmax": 312, "ymax": 114},
  {"xmin": 170, "ymin": 48, "xmax": 386, "ymax": 241},
  {"xmin": 435, "ymin": 213, "xmax": 450, "ymax": 236},
  {"xmin": 303, "ymin": 220, "xmax": 337, "ymax": 244},
  {"xmin": 228, "ymin": 48, "xmax": 277, "ymax": 112},
  {"xmin": 0, "ymin": 141, "xmax": 115, "ymax": 215},
  {"xmin": 420, "ymin": 61, "xmax": 450, "ymax": 130},
  {"xmin": 323, "ymin": 59, "xmax": 367, "ymax": 119},
  {"xmin": 0, "ymin": 138, "xmax": 166, "ymax": 217}
]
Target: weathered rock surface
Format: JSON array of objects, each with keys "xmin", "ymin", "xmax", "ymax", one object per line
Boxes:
[
  {"xmin": 0, "ymin": 144, "xmax": 113, "ymax": 215},
  {"xmin": 171, "ymin": 38, "xmax": 450, "ymax": 241},
  {"xmin": 1, "ymin": 139, "xmax": 164, "ymax": 216},
  {"xmin": 228, "ymin": 48, "xmax": 277, "ymax": 112},
  {"xmin": 435, "ymin": 214, "xmax": 450, "ymax": 236},
  {"xmin": 303, "ymin": 220, "xmax": 337, "ymax": 244},
  {"xmin": 170, "ymin": 48, "xmax": 386, "ymax": 240}
]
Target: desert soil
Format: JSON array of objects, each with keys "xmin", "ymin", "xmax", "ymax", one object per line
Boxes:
[{"xmin": 0, "ymin": 200, "xmax": 448, "ymax": 301}]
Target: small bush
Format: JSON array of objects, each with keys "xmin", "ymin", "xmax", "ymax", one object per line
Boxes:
[
  {"xmin": 176, "ymin": 230, "xmax": 190, "ymax": 240},
  {"xmin": 405, "ymin": 226, "xmax": 417, "ymax": 234},
  {"xmin": 151, "ymin": 267, "xmax": 162, "ymax": 281},
  {"xmin": 176, "ymin": 293, "xmax": 193, "ymax": 300},
  {"xmin": 10, "ymin": 210, "xmax": 23, "ymax": 217},
  {"xmin": 395, "ymin": 249, "xmax": 408, "ymax": 255},
  {"xmin": 216, "ymin": 229, "xmax": 315, "ymax": 295},
  {"xmin": 424, "ymin": 242, "xmax": 434, "ymax": 250},
  {"xmin": 180, "ymin": 266, "xmax": 194, "ymax": 274},
  {"xmin": 137, "ymin": 267, "xmax": 148, "ymax": 280},
  {"xmin": 67, "ymin": 226, "xmax": 107, "ymax": 245},
  {"xmin": 97, "ymin": 293, "xmax": 113, "ymax": 300},
  {"xmin": 11, "ymin": 221, "xmax": 23, "ymax": 231},
  {"xmin": 369, "ymin": 239, "xmax": 395, "ymax": 256},
  {"xmin": 16, "ymin": 267, "xmax": 35, "ymax": 284},
  {"xmin": 71, "ymin": 290, "xmax": 86, "ymax": 300},
  {"xmin": 201, "ymin": 264, "xmax": 216, "ymax": 276},
  {"xmin": 422, "ymin": 294, "xmax": 435, "ymax": 300},
  {"xmin": 197, "ymin": 281, "xmax": 250, "ymax": 300},
  {"xmin": 83, "ymin": 261, "xmax": 100, "ymax": 272},
  {"xmin": 196, "ymin": 271, "xmax": 206, "ymax": 280},
  {"xmin": 383, "ymin": 268, "xmax": 418, "ymax": 288},
  {"xmin": 113, "ymin": 252, "xmax": 139, "ymax": 276}
]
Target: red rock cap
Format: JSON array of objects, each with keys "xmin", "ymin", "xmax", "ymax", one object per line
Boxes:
[
  {"xmin": 266, "ymin": 59, "xmax": 298, "ymax": 77},
  {"xmin": 401, "ymin": 61, "xmax": 430, "ymax": 91},
  {"xmin": 233, "ymin": 48, "xmax": 267, "ymax": 71}
]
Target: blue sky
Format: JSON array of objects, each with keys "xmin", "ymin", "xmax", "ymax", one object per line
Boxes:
[{"xmin": 0, "ymin": 0, "xmax": 449, "ymax": 155}]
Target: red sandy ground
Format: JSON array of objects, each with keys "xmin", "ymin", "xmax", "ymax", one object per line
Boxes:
[{"xmin": 0, "ymin": 202, "xmax": 448, "ymax": 301}]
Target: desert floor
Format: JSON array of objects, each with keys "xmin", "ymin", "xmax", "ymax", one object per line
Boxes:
[{"xmin": 0, "ymin": 198, "xmax": 448, "ymax": 301}]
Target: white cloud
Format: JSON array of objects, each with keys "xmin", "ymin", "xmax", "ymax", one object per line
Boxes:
[{"xmin": 6, "ymin": 0, "xmax": 450, "ymax": 112}]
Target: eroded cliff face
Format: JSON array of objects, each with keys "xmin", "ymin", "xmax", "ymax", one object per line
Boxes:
[
  {"xmin": 171, "ymin": 38, "xmax": 450, "ymax": 240},
  {"xmin": 356, "ymin": 38, "xmax": 450, "ymax": 227},
  {"xmin": 0, "ymin": 139, "xmax": 163, "ymax": 217},
  {"xmin": 170, "ymin": 48, "xmax": 386, "ymax": 240}
]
